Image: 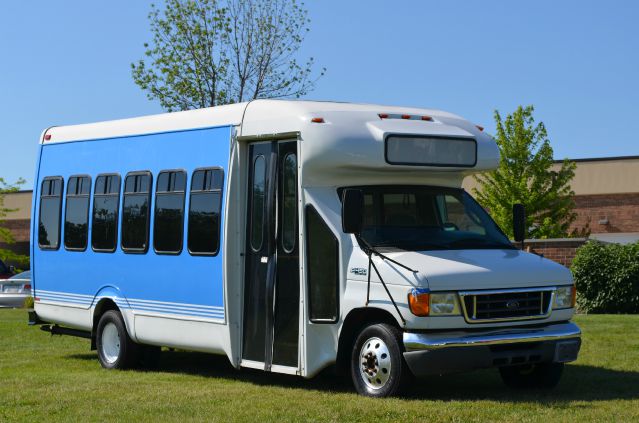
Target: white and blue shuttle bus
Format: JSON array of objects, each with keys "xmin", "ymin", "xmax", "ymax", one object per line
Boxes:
[{"xmin": 30, "ymin": 100, "xmax": 581, "ymax": 397}]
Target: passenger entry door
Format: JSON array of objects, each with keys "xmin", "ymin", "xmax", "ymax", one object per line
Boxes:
[{"xmin": 242, "ymin": 140, "xmax": 300, "ymax": 370}]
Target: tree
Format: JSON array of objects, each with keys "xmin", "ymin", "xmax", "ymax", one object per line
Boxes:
[
  {"xmin": 473, "ymin": 105, "xmax": 580, "ymax": 239},
  {"xmin": 131, "ymin": 0, "xmax": 325, "ymax": 111},
  {"xmin": 0, "ymin": 177, "xmax": 29, "ymax": 268}
]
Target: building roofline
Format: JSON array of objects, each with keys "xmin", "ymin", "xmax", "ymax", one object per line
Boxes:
[{"xmin": 554, "ymin": 155, "xmax": 639, "ymax": 164}]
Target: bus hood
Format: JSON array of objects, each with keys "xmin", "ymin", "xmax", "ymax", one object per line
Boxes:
[{"xmin": 379, "ymin": 249, "xmax": 573, "ymax": 291}]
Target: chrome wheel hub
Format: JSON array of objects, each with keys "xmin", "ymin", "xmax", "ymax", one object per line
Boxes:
[
  {"xmin": 101, "ymin": 322, "xmax": 121, "ymax": 364},
  {"xmin": 359, "ymin": 337, "xmax": 391, "ymax": 390}
]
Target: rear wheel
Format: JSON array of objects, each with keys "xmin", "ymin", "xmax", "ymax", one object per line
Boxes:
[
  {"xmin": 499, "ymin": 362, "xmax": 564, "ymax": 389},
  {"xmin": 350, "ymin": 323, "xmax": 411, "ymax": 397},
  {"xmin": 96, "ymin": 310, "xmax": 138, "ymax": 369}
]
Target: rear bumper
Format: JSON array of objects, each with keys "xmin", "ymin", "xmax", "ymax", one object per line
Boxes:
[
  {"xmin": 0, "ymin": 293, "xmax": 29, "ymax": 308},
  {"xmin": 402, "ymin": 321, "xmax": 581, "ymax": 377}
]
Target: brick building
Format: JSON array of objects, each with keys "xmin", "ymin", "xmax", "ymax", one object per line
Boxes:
[
  {"xmin": 463, "ymin": 155, "xmax": 639, "ymax": 266},
  {"xmin": 2, "ymin": 155, "xmax": 638, "ymax": 268}
]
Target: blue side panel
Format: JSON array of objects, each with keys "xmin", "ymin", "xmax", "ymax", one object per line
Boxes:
[{"xmin": 32, "ymin": 125, "xmax": 232, "ymax": 321}]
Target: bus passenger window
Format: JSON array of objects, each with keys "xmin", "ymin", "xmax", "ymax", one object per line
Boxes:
[
  {"xmin": 92, "ymin": 174, "xmax": 121, "ymax": 252},
  {"xmin": 38, "ymin": 177, "xmax": 64, "ymax": 250},
  {"xmin": 306, "ymin": 205, "xmax": 339, "ymax": 323},
  {"xmin": 122, "ymin": 172, "xmax": 152, "ymax": 253},
  {"xmin": 154, "ymin": 170, "xmax": 186, "ymax": 254},
  {"xmin": 64, "ymin": 176, "xmax": 91, "ymax": 251},
  {"xmin": 188, "ymin": 168, "xmax": 224, "ymax": 255}
]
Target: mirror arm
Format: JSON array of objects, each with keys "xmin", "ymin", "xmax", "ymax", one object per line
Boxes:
[{"xmin": 356, "ymin": 234, "xmax": 412, "ymax": 326}]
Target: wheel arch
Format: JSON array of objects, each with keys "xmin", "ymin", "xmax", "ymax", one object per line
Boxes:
[{"xmin": 336, "ymin": 307, "xmax": 400, "ymax": 374}]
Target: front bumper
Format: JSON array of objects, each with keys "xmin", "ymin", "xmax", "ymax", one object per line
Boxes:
[{"xmin": 402, "ymin": 321, "xmax": 581, "ymax": 377}]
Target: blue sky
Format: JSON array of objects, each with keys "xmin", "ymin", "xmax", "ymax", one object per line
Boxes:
[{"xmin": 1, "ymin": 1, "xmax": 638, "ymax": 188}]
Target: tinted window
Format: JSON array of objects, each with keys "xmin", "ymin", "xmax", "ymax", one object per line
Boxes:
[
  {"xmin": 250, "ymin": 156, "xmax": 266, "ymax": 251},
  {"xmin": 306, "ymin": 206, "xmax": 339, "ymax": 322},
  {"xmin": 154, "ymin": 170, "xmax": 186, "ymax": 254},
  {"xmin": 39, "ymin": 177, "xmax": 63, "ymax": 250},
  {"xmin": 188, "ymin": 168, "xmax": 224, "ymax": 255},
  {"xmin": 122, "ymin": 172, "xmax": 152, "ymax": 253},
  {"xmin": 92, "ymin": 174, "xmax": 121, "ymax": 252},
  {"xmin": 64, "ymin": 176, "xmax": 91, "ymax": 250},
  {"xmin": 281, "ymin": 153, "xmax": 297, "ymax": 253}
]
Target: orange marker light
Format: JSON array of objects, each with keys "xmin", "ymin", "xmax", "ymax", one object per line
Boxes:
[
  {"xmin": 571, "ymin": 285, "xmax": 577, "ymax": 308},
  {"xmin": 311, "ymin": 117, "xmax": 325, "ymax": 123},
  {"xmin": 44, "ymin": 134, "xmax": 52, "ymax": 140},
  {"xmin": 378, "ymin": 113, "xmax": 389, "ymax": 119},
  {"xmin": 401, "ymin": 114, "xmax": 411, "ymax": 120},
  {"xmin": 408, "ymin": 289, "xmax": 430, "ymax": 316},
  {"xmin": 421, "ymin": 115, "xmax": 433, "ymax": 121},
  {"xmin": 475, "ymin": 125, "xmax": 484, "ymax": 131}
]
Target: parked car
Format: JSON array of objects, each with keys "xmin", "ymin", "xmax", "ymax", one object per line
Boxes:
[
  {"xmin": 0, "ymin": 271, "xmax": 31, "ymax": 308},
  {"xmin": 0, "ymin": 259, "xmax": 13, "ymax": 279}
]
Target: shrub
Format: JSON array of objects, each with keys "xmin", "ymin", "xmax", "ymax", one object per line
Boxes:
[{"xmin": 572, "ymin": 241, "xmax": 639, "ymax": 313}]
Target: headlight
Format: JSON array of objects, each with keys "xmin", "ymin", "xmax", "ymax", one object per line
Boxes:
[
  {"xmin": 408, "ymin": 289, "xmax": 461, "ymax": 316},
  {"xmin": 554, "ymin": 285, "xmax": 576, "ymax": 309},
  {"xmin": 430, "ymin": 292, "xmax": 461, "ymax": 315}
]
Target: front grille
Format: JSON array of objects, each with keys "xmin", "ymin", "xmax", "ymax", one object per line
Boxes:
[{"xmin": 460, "ymin": 288, "xmax": 554, "ymax": 323}]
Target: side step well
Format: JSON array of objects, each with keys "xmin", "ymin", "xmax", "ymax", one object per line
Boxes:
[{"xmin": 40, "ymin": 324, "xmax": 92, "ymax": 339}]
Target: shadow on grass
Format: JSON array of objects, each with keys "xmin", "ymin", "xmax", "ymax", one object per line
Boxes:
[{"xmin": 68, "ymin": 350, "xmax": 639, "ymax": 402}]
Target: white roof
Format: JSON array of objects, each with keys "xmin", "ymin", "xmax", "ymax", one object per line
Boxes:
[{"xmin": 41, "ymin": 100, "xmax": 468, "ymax": 144}]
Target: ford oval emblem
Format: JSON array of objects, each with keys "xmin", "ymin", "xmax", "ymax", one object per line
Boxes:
[{"xmin": 506, "ymin": 300, "xmax": 520, "ymax": 309}]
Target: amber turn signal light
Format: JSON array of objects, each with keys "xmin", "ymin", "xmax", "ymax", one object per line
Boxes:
[{"xmin": 408, "ymin": 289, "xmax": 430, "ymax": 316}]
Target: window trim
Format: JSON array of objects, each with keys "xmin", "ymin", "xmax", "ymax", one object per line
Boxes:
[
  {"xmin": 38, "ymin": 176, "xmax": 64, "ymax": 251},
  {"xmin": 249, "ymin": 155, "xmax": 266, "ymax": 252},
  {"xmin": 91, "ymin": 173, "xmax": 121, "ymax": 253},
  {"xmin": 187, "ymin": 167, "xmax": 224, "ymax": 257},
  {"xmin": 384, "ymin": 134, "xmax": 478, "ymax": 168},
  {"xmin": 281, "ymin": 153, "xmax": 297, "ymax": 254},
  {"xmin": 153, "ymin": 169, "xmax": 187, "ymax": 255},
  {"xmin": 121, "ymin": 170, "xmax": 153, "ymax": 254},
  {"xmin": 64, "ymin": 174, "xmax": 91, "ymax": 252},
  {"xmin": 305, "ymin": 204, "xmax": 340, "ymax": 324}
]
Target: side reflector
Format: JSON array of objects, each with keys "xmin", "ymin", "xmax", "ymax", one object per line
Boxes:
[
  {"xmin": 44, "ymin": 134, "xmax": 52, "ymax": 140},
  {"xmin": 311, "ymin": 117, "xmax": 325, "ymax": 123},
  {"xmin": 408, "ymin": 289, "xmax": 430, "ymax": 316},
  {"xmin": 571, "ymin": 285, "xmax": 577, "ymax": 308}
]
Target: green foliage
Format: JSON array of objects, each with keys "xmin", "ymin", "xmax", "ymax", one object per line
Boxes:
[
  {"xmin": 23, "ymin": 296, "xmax": 34, "ymax": 309},
  {"xmin": 473, "ymin": 105, "xmax": 582, "ymax": 239},
  {"xmin": 0, "ymin": 178, "xmax": 29, "ymax": 268},
  {"xmin": 572, "ymin": 241, "xmax": 639, "ymax": 314},
  {"xmin": 131, "ymin": 0, "xmax": 325, "ymax": 111}
]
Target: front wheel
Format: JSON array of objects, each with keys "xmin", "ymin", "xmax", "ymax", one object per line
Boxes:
[
  {"xmin": 350, "ymin": 323, "xmax": 411, "ymax": 397},
  {"xmin": 499, "ymin": 362, "xmax": 564, "ymax": 389},
  {"xmin": 96, "ymin": 310, "xmax": 139, "ymax": 369}
]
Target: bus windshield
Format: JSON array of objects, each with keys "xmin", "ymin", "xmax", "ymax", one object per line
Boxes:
[{"xmin": 345, "ymin": 185, "xmax": 515, "ymax": 251}]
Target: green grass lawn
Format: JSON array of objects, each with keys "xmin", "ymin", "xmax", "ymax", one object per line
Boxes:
[{"xmin": 1, "ymin": 309, "xmax": 638, "ymax": 422}]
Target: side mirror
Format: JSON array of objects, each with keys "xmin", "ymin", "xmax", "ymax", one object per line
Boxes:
[
  {"xmin": 342, "ymin": 189, "xmax": 364, "ymax": 234},
  {"xmin": 512, "ymin": 203, "xmax": 526, "ymax": 243}
]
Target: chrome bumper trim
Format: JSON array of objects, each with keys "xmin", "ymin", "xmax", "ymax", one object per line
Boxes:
[{"xmin": 403, "ymin": 322, "xmax": 581, "ymax": 352}]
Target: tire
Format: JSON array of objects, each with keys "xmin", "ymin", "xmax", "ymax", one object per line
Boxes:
[
  {"xmin": 499, "ymin": 362, "xmax": 564, "ymax": 389},
  {"xmin": 96, "ymin": 310, "xmax": 139, "ymax": 369},
  {"xmin": 350, "ymin": 323, "xmax": 411, "ymax": 397}
]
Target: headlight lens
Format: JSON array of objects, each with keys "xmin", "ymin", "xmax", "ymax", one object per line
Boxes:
[
  {"xmin": 430, "ymin": 292, "xmax": 461, "ymax": 315},
  {"xmin": 554, "ymin": 285, "xmax": 576, "ymax": 309}
]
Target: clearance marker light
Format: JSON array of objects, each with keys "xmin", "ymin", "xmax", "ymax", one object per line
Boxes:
[
  {"xmin": 378, "ymin": 113, "xmax": 434, "ymax": 122},
  {"xmin": 44, "ymin": 134, "xmax": 52, "ymax": 140},
  {"xmin": 311, "ymin": 117, "xmax": 325, "ymax": 123},
  {"xmin": 475, "ymin": 125, "xmax": 484, "ymax": 132}
]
